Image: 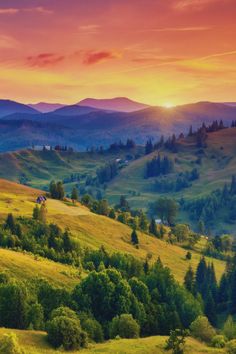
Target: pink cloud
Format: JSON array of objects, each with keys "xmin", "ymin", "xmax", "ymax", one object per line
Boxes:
[
  {"xmin": 0, "ymin": 8, "xmax": 19, "ymax": 15},
  {"xmin": 27, "ymin": 53, "xmax": 65, "ymax": 67},
  {"xmin": 83, "ymin": 51, "xmax": 121, "ymax": 65}
]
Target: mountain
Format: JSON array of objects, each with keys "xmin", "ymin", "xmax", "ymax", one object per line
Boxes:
[
  {"xmin": 28, "ymin": 102, "xmax": 66, "ymax": 113},
  {"xmin": 51, "ymin": 104, "xmax": 102, "ymax": 116},
  {"xmin": 1, "ymin": 101, "xmax": 236, "ymax": 152},
  {"xmin": 78, "ymin": 97, "xmax": 150, "ymax": 112},
  {"xmin": 0, "ymin": 99, "xmax": 39, "ymax": 118},
  {"xmin": 223, "ymin": 102, "xmax": 236, "ymax": 107}
]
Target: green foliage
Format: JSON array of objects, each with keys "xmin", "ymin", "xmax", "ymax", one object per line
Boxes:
[
  {"xmin": 223, "ymin": 316, "xmax": 236, "ymax": 340},
  {"xmin": 50, "ymin": 306, "xmax": 78, "ymax": 320},
  {"xmin": 0, "ymin": 333, "xmax": 24, "ymax": 354},
  {"xmin": 211, "ymin": 335, "xmax": 226, "ymax": 348},
  {"xmin": 71, "ymin": 187, "xmax": 78, "ymax": 201},
  {"xmin": 46, "ymin": 315, "xmax": 88, "ymax": 350},
  {"xmin": 227, "ymin": 340, "xmax": 236, "ymax": 354},
  {"xmin": 27, "ymin": 303, "xmax": 44, "ymax": 330},
  {"xmin": 81, "ymin": 317, "xmax": 104, "ymax": 343},
  {"xmin": 109, "ymin": 314, "xmax": 140, "ymax": 339},
  {"xmin": 190, "ymin": 316, "xmax": 216, "ymax": 343},
  {"xmin": 151, "ymin": 197, "xmax": 178, "ymax": 225},
  {"xmin": 165, "ymin": 329, "xmax": 189, "ymax": 354},
  {"xmin": 49, "ymin": 181, "xmax": 65, "ymax": 200},
  {"xmin": 131, "ymin": 229, "xmax": 139, "ymax": 245}
]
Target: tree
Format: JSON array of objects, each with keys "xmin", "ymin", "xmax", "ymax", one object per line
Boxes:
[
  {"xmin": 108, "ymin": 208, "xmax": 116, "ymax": 219},
  {"xmin": 71, "ymin": 187, "xmax": 78, "ymax": 202},
  {"xmin": 39, "ymin": 204, "xmax": 47, "ymax": 223},
  {"xmin": 0, "ymin": 333, "xmax": 24, "ymax": 354},
  {"xmin": 223, "ymin": 316, "xmax": 236, "ymax": 340},
  {"xmin": 0, "ymin": 282, "xmax": 28, "ymax": 329},
  {"xmin": 81, "ymin": 318, "xmax": 104, "ymax": 343},
  {"xmin": 139, "ymin": 212, "xmax": 148, "ymax": 232},
  {"xmin": 27, "ymin": 303, "xmax": 44, "ymax": 330},
  {"xmin": 184, "ymin": 266, "xmax": 194, "ymax": 294},
  {"xmin": 149, "ymin": 218, "xmax": 159, "ymax": 237},
  {"xmin": 4, "ymin": 214, "xmax": 16, "ymax": 234},
  {"xmin": 165, "ymin": 329, "xmax": 188, "ymax": 354},
  {"xmin": 131, "ymin": 229, "xmax": 139, "ymax": 245},
  {"xmin": 32, "ymin": 205, "xmax": 40, "ymax": 220},
  {"xmin": 153, "ymin": 198, "xmax": 178, "ymax": 225},
  {"xmin": 190, "ymin": 316, "xmax": 215, "ymax": 343},
  {"xmin": 109, "ymin": 314, "xmax": 140, "ymax": 339},
  {"xmin": 46, "ymin": 316, "xmax": 88, "ymax": 350}
]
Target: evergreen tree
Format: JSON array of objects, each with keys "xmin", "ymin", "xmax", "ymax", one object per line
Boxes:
[
  {"xmin": 131, "ymin": 229, "xmax": 139, "ymax": 245},
  {"xmin": 33, "ymin": 205, "xmax": 40, "ymax": 220},
  {"xmin": 39, "ymin": 204, "xmax": 47, "ymax": 224},
  {"xmin": 71, "ymin": 187, "xmax": 78, "ymax": 202},
  {"xmin": 184, "ymin": 266, "xmax": 195, "ymax": 294},
  {"xmin": 149, "ymin": 218, "xmax": 158, "ymax": 237}
]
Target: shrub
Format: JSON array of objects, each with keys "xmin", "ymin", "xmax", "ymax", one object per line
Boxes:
[
  {"xmin": 165, "ymin": 329, "xmax": 189, "ymax": 354},
  {"xmin": 46, "ymin": 316, "xmax": 88, "ymax": 350},
  {"xmin": 190, "ymin": 316, "xmax": 216, "ymax": 343},
  {"xmin": 109, "ymin": 314, "xmax": 140, "ymax": 339},
  {"xmin": 50, "ymin": 306, "xmax": 78, "ymax": 320},
  {"xmin": 212, "ymin": 335, "xmax": 226, "ymax": 348},
  {"xmin": 224, "ymin": 316, "xmax": 236, "ymax": 340},
  {"xmin": 82, "ymin": 318, "xmax": 104, "ymax": 343},
  {"xmin": 0, "ymin": 333, "xmax": 24, "ymax": 354},
  {"xmin": 227, "ymin": 340, "xmax": 236, "ymax": 354}
]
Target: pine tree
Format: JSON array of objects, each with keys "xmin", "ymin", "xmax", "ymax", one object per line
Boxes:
[
  {"xmin": 205, "ymin": 291, "xmax": 217, "ymax": 326},
  {"xmin": 33, "ymin": 205, "xmax": 40, "ymax": 220},
  {"xmin": 71, "ymin": 187, "xmax": 78, "ymax": 202},
  {"xmin": 131, "ymin": 229, "xmax": 139, "ymax": 245},
  {"xmin": 195, "ymin": 257, "xmax": 207, "ymax": 294},
  {"xmin": 149, "ymin": 218, "xmax": 158, "ymax": 237},
  {"xmin": 5, "ymin": 213, "xmax": 16, "ymax": 233},
  {"xmin": 184, "ymin": 266, "xmax": 195, "ymax": 294}
]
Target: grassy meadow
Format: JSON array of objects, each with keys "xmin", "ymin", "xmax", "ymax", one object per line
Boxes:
[
  {"xmin": 0, "ymin": 179, "xmax": 226, "ymax": 283},
  {"xmin": 0, "ymin": 328, "xmax": 225, "ymax": 354}
]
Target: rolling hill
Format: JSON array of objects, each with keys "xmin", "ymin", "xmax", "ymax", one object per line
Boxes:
[
  {"xmin": 0, "ymin": 179, "xmax": 226, "ymax": 283},
  {"xmin": 0, "ymin": 99, "xmax": 39, "ymax": 118},
  {"xmin": 28, "ymin": 102, "xmax": 66, "ymax": 113}
]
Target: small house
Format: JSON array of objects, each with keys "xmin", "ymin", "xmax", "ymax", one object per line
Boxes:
[{"xmin": 36, "ymin": 195, "xmax": 47, "ymax": 204}]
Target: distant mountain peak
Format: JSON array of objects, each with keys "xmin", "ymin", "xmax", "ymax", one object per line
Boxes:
[
  {"xmin": 28, "ymin": 102, "xmax": 66, "ymax": 113},
  {"xmin": 78, "ymin": 97, "xmax": 150, "ymax": 112}
]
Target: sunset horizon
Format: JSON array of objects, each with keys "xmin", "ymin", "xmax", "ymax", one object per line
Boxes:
[{"xmin": 0, "ymin": 0, "xmax": 236, "ymax": 105}]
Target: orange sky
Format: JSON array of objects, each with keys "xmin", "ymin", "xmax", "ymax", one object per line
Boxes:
[{"xmin": 0, "ymin": 0, "xmax": 236, "ymax": 105}]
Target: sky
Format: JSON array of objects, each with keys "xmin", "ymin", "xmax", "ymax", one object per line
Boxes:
[{"xmin": 0, "ymin": 0, "xmax": 236, "ymax": 106}]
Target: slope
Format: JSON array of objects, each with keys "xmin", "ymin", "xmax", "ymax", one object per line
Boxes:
[
  {"xmin": 0, "ymin": 328, "xmax": 225, "ymax": 354},
  {"xmin": 0, "ymin": 179, "xmax": 225, "ymax": 283}
]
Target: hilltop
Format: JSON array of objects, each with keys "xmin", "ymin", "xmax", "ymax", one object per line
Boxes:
[{"xmin": 0, "ymin": 179, "xmax": 225, "ymax": 283}]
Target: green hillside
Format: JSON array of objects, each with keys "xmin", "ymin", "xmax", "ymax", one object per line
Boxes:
[
  {"xmin": 0, "ymin": 328, "xmax": 225, "ymax": 354},
  {"xmin": 0, "ymin": 179, "xmax": 225, "ymax": 283}
]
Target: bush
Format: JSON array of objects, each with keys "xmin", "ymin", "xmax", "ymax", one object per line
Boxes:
[
  {"xmin": 46, "ymin": 316, "xmax": 88, "ymax": 350},
  {"xmin": 0, "ymin": 333, "xmax": 24, "ymax": 354},
  {"xmin": 109, "ymin": 314, "xmax": 140, "ymax": 339},
  {"xmin": 82, "ymin": 318, "xmax": 104, "ymax": 343},
  {"xmin": 224, "ymin": 316, "xmax": 236, "ymax": 340},
  {"xmin": 212, "ymin": 335, "xmax": 226, "ymax": 348},
  {"xmin": 227, "ymin": 340, "xmax": 236, "ymax": 354},
  {"xmin": 190, "ymin": 316, "xmax": 216, "ymax": 343},
  {"xmin": 50, "ymin": 306, "xmax": 78, "ymax": 320}
]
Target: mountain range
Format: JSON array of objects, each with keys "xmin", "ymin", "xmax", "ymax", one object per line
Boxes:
[{"xmin": 1, "ymin": 98, "xmax": 236, "ymax": 152}]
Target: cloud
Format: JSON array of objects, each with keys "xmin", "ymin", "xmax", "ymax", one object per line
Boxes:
[
  {"xmin": 0, "ymin": 8, "xmax": 19, "ymax": 15},
  {"xmin": 0, "ymin": 6, "xmax": 53, "ymax": 15},
  {"xmin": 0, "ymin": 34, "xmax": 18, "ymax": 48},
  {"xmin": 141, "ymin": 26, "xmax": 211, "ymax": 32},
  {"xmin": 174, "ymin": 0, "xmax": 229, "ymax": 10},
  {"xmin": 83, "ymin": 51, "xmax": 121, "ymax": 65},
  {"xmin": 132, "ymin": 56, "xmax": 183, "ymax": 64},
  {"xmin": 79, "ymin": 24, "xmax": 101, "ymax": 34},
  {"xmin": 27, "ymin": 53, "xmax": 65, "ymax": 67}
]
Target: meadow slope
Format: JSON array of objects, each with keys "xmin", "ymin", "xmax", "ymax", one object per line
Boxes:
[{"xmin": 0, "ymin": 179, "xmax": 225, "ymax": 283}]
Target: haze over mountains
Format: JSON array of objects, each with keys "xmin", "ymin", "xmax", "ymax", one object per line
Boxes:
[{"xmin": 0, "ymin": 98, "xmax": 236, "ymax": 152}]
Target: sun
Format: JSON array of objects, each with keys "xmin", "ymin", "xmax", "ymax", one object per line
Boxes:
[{"xmin": 163, "ymin": 102, "xmax": 175, "ymax": 109}]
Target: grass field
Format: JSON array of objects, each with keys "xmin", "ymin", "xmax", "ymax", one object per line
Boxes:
[
  {"xmin": 0, "ymin": 328, "xmax": 225, "ymax": 354},
  {"xmin": 0, "ymin": 179, "xmax": 226, "ymax": 283}
]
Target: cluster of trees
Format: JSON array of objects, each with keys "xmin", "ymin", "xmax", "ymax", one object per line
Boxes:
[
  {"xmin": 146, "ymin": 154, "xmax": 174, "ymax": 178},
  {"xmin": 184, "ymin": 255, "xmax": 236, "ymax": 329},
  {"xmin": 204, "ymin": 234, "xmax": 235, "ymax": 259},
  {"xmin": 49, "ymin": 181, "xmax": 65, "ymax": 200},
  {"xmin": 184, "ymin": 175, "xmax": 236, "ymax": 229},
  {"xmin": 145, "ymin": 134, "xmax": 179, "ymax": 155},
  {"xmin": 154, "ymin": 168, "xmax": 199, "ymax": 193},
  {"xmin": 108, "ymin": 139, "xmax": 136, "ymax": 151},
  {"xmin": 149, "ymin": 197, "xmax": 178, "ymax": 225},
  {"xmin": 96, "ymin": 161, "xmax": 118, "ymax": 184}
]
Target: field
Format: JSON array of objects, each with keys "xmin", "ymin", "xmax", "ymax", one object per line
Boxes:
[
  {"xmin": 0, "ymin": 179, "xmax": 226, "ymax": 283},
  {"xmin": 0, "ymin": 328, "xmax": 225, "ymax": 354}
]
